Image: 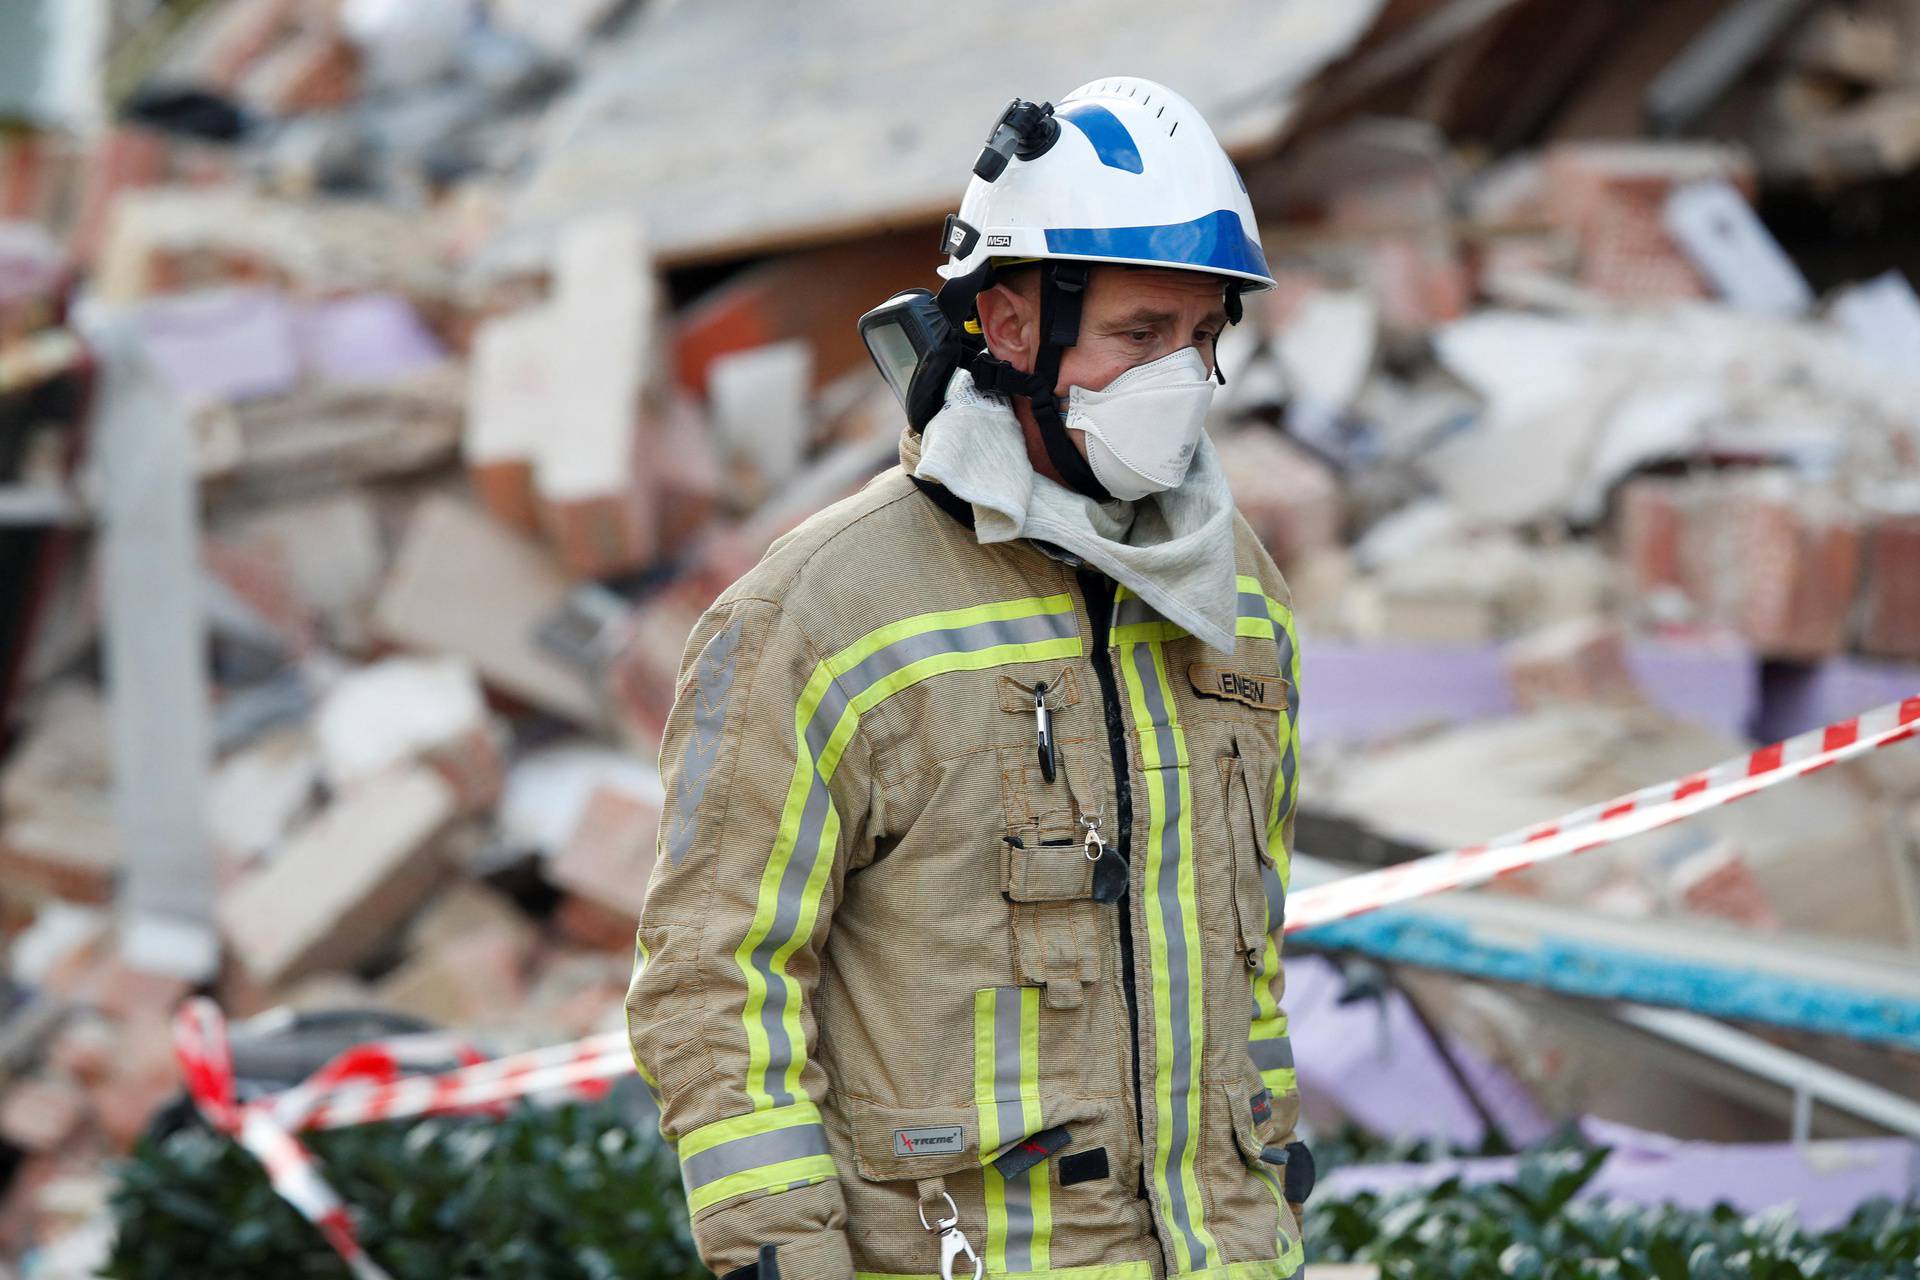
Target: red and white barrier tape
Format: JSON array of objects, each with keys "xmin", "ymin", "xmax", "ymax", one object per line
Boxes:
[
  {"xmin": 173, "ymin": 999, "xmax": 395, "ymax": 1280},
  {"xmin": 1286, "ymin": 694, "xmax": 1920, "ymax": 932},
  {"xmin": 170, "ymin": 693, "xmax": 1919, "ymax": 1269},
  {"xmin": 269, "ymin": 1031, "xmax": 626, "ymax": 1131}
]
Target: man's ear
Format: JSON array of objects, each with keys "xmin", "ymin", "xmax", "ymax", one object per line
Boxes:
[{"xmin": 975, "ymin": 282, "xmax": 1038, "ymax": 374}]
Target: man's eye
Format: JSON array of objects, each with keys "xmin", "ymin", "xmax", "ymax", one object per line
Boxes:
[{"xmin": 1127, "ymin": 330, "xmax": 1154, "ymax": 343}]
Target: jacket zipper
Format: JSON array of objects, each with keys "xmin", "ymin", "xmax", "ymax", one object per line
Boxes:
[{"xmin": 1075, "ymin": 567, "xmax": 1148, "ymax": 1170}]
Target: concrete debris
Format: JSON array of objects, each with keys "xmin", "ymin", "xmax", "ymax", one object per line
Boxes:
[
  {"xmin": 1662, "ymin": 180, "xmax": 1813, "ymax": 316},
  {"xmin": 7, "ymin": 0, "xmax": 1920, "ymax": 1260},
  {"xmin": 218, "ymin": 766, "xmax": 458, "ymax": 985},
  {"xmin": 206, "ymin": 728, "xmax": 319, "ymax": 866},
  {"xmin": 312, "ymin": 655, "xmax": 498, "ymax": 802},
  {"xmin": 0, "ymin": 686, "xmax": 121, "ymax": 905},
  {"xmin": 372, "ymin": 495, "xmax": 603, "ymax": 727}
]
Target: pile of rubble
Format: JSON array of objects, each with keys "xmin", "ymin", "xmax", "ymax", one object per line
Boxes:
[
  {"xmin": 4, "ymin": 0, "xmax": 1920, "ymax": 1272},
  {"xmin": 0, "ymin": 183, "xmax": 924, "ymax": 1280}
]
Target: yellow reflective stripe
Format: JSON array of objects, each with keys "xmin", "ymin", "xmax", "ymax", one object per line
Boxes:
[
  {"xmin": 678, "ymin": 1100, "xmax": 834, "ymax": 1217},
  {"xmin": 770, "ymin": 801, "xmax": 844, "ymax": 1101},
  {"xmin": 735, "ymin": 661, "xmax": 834, "ymax": 1106},
  {"xmin": 823, "ymin": 594, "xmax": 1077, "ymax": 677},
  {"xmin": 1260, "ymin": 1066, "xmax": 1299, "ymax": 1097},
  {"xmin": 626, "ymin": 936, "xmax": 665, "ymax": 1109},
  {"xmin": 1250, "ymin": 935, "xmax": 1283, "ymax": 1030},
  {"xmin": 1149, "ymin": 641, "xmax": 1214, "ymax": 1266},
  {"xmin": 1244, "ymin": 1118, "xmax": 1295, "ymax": 1264},
  {"xmin": 856, "ymin": 1259, "xmax": 1299, "ymax": 1280},
  {"xmin": 858, "ymin": 1266, "xmax": 1154, "ymax": 1280},
  {"xmin": 1021, "ymin": 984, "xmax": 1051, "ymax": 1271},
  {"xmin": 973, "ymin": 990, "xmax": 1009, "ymax": 1271},
  {"xmin": 974, "ymin": 986, "xmax": 1049, "ymax": 1272},
  {"xmin": 736, "ymin": 595, "xmax": 1084, "ymax": 1109},
  {"xmin": 684, "ymin": 1155, "xmax": 837, "ymax": 1216},
  {"xmin": 1123, "ymin": 639, "xmax": 1184, "ymax": 1270},
  {"xmin": 1270, "ymin": 600, "xmax": 1301, "ymax": 893},
  {"xmin": 678, "ymin": 1101, "xmax": 823, "ymax": 1159},
  {"xmin": 851, "ymin": 637, "xmax": 1082, "ymax": 713},
  {"xmin": 1183, "ymin": 1241, "xmax": 1307, "ymax": 1278},
  {"xmin": 1114, "ymin": 618, "xmax": 1191, "ymax": 643},
  {"xmin": 1122, "ymin": 639, "xmax": 1215, "ymax": 1271}
]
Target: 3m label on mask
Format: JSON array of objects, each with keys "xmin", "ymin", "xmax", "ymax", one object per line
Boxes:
[
  {"xmin": 894, "ymin": 1125, "xmax": 966, "ymax": 1157},
  {"xmin": 1188, "ymin": 662, "xmax": 1287, "ymax": 711}
]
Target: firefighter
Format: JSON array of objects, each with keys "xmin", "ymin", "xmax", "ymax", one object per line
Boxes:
[{"xmin": 628, "ymin": 77, "xmax": 1310, "ymax": 1279}]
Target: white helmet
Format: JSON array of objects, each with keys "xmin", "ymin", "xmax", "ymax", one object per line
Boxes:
[
  {"xmin": 937, "ymin": 77, "xmax": 1276, "ymax": 292},
  {"xmin": 858, "ymin": 76, "xmax": 1269, "ymax": 499}
]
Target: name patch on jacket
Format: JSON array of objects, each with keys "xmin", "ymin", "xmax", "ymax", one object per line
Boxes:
[
  {"xmin": 1188, "ymin": 662, "xmax": 1287, "ymax": 711},
  {"xmin": 894, "ymin": 1126, "xmax": 965, "ymax": 1157}
]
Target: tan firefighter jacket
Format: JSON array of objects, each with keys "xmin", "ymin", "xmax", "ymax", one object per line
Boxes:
[{"xmin": 627, "ymin": 424, "xmax": 1305, "ymax": 1279}]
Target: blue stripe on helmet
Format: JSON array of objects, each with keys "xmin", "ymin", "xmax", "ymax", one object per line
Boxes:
[
  {"xmin": 1043, "ymin": 209, "xmax": 1272, "ymax": 282},
  {"xmin": 1057, "ymin": 102, "xmax": 1143, "ymax": 174}
]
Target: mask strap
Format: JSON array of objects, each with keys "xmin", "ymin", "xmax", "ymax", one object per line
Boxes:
[
  {"xmin": 1214, "ymin": 283, "xmax": 1243, "ymax": 387},
  {"xmin": 1028, "ymin": 262, "xmax": 1113, "ymax": 503}
]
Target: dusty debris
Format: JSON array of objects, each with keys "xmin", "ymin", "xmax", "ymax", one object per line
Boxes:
[
  {"xmin": 218, "ymin": 766, "xmax": 459, "ymax": 985},
  {"xmin": 6, "ymin": 1, "xmax": 1920, "ymax": 1265},
  {"xmin": 372, "ymin": 495, "xmax": 605, "ymax": 727}
]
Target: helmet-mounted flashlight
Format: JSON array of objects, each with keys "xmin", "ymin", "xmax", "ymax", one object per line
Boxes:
[{"xmin": 973, "ymin": 99, "xmax": 1059, "ymax": 182}]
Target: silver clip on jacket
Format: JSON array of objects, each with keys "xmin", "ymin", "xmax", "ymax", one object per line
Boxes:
[
  {"xmin": 1081, "ymin": 812, "xmax": 1104, "ymax": 861},
  {"xmin": 918, "ymin": 1191, "xmax": 983, "ymax": 1280},
  {"xmin": 1035, "ymin": 680, "xmax": 1056, "ymax": 783}
]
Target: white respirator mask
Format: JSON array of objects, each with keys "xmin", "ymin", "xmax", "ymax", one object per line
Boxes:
[{"xmin": 1063, "ymin": 346, "xmax": 1217, "ymax": 501}]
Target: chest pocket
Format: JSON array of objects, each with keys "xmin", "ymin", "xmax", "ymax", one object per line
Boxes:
[{"xmin": 996, "ymin": 668, "xmax": 1112, "ymax": 1011}]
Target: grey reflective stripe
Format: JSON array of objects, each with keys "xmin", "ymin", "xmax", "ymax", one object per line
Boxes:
[
  {"xmin": 1250, "ymin": 1036, "xmax": 1295, "ymax": 1072},
  {"xmin": 680, "ymin": 1122, "xmax": 830, "ymax": 1195},
  {"xmin": 663, "ymin": 613, "xmax": 745, "ymax": 866},
  {"xmin": 755, "ymin": 606, "xmax": 1080, "ymax": 1107},
  {"xmin": 834, "ymin": 611, "xmax": 1073, "ymax": 695},
  {"xmin": 1130, "ymin": 642, "xmax": 1209, "ymax": 1270},
  {"xmin": 985, "ymin": 985, "xmax": 1037, "ymax": 1269},
  {"xmin": 1237, "ymin": 590, "xmax": 1269, "ymax": 623},
  {"xmin": 1263, "ymin": 859, "xmax": 1286, "ymax": 933},
  {"xmin": 1272, "ymin": 617, "xmax": 1301, "ymax": 836},
  {"xmin": 1115, "ymin": 594, "xmax": 1163, "ymax": 628},
  {"xmin": 1005, "ymin": 1175, "xmax": 1034, "ymax": 1270},
  {"xmin": 993, "ymin": 988, "xmax": 1024, "ymax": 1155}
]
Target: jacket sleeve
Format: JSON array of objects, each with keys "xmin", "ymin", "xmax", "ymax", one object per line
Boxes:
[
  {"xmin": 626, "ymin": 594, "xmax": 871, "ymax": 1279},
  {"xmin": 1250, "ymin": 602, "xmax": 1305, "ymax": 1218}
]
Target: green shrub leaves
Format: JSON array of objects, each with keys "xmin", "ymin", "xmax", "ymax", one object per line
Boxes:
[{"xmin": 105, "ymin": 1102, "xmax": 1919, "ymax": 1279}]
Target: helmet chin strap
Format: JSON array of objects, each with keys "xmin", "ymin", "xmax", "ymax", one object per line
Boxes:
[{"xmin": 960, "ymin": 261, "xmax": 1115, "ymax": 504}]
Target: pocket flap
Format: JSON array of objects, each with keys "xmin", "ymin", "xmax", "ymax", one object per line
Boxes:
[
  {"xmin": 1223, "ymin": 1083, "xmax": 1289, "ymax": 1171},
  {"xmin": 1003, "ymin": 837, "xmax": 1097, "ymax": 902},
  {"xmin": 847, "ymin": 1094, "xmax": 1109, "ymax": 1183},
  {"xmin": 847, "ymin": 1099, "xmax": 982, "ymax": 1181}
]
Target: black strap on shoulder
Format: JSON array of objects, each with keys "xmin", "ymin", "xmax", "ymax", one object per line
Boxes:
[{"xmin": 908, "ymin": 474, "xmax": 976, "ymax": 530}]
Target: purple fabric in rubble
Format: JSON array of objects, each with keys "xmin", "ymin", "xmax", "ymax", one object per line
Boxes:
[
  {"xmin": 1758, "ymin": 655, "xmax": 1920, "ymax": 744},
  {"xmin": 1319, "ymin": 1116, "xmax": 1919, "ymax": 1231},
  {"xmin": 1623, "ymin": 640, "xmax": 1757, "ymax": 738},
  {"xmin": 1295, "ymin": 642, "xmax": 1515, "ymax": 748},
  {"xmin": 296, "ymin": 293, "xmax": 444, "ymax": 386},
  {"xmin": 1288, "ymin": 955, "xmax": 1554, "ymax": 1151},
  {"xmin": 137, "ymin": 287, "xmax": 301, "ymax": 405},
  {"xmin": 1297, "ymin": 639, "xmax": 1756, "ymax": 748}
]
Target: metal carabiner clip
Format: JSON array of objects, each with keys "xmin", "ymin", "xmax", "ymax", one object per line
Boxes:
[{"xmin": 917, "ymin": 1190, "xmax": 983, "ymax": 1280}]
